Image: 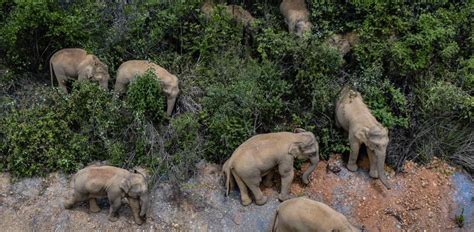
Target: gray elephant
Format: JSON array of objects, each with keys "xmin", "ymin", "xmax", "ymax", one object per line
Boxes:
[
  {"xmin": 64, "ymin": 165, "xmax": 149, "ymax": 225},
  {"xmin": 335, "ymin": 86, "xmax": 391, "ymax": 189},
  {"xmin": 201, "ymin": 1, "xmax": 256, "ymax": 27},
  {"xmin": 271, "ymin": 197, "xmax": 361, "ymax": 232},
  {"xmin": 114, "ymin": 60, "xmax": 179, "ymax": 116},
  {"xmin": 50, "ymin": 48, "xmax": 110, "ymax": 93},
  {"xmin": 223, "ymin": 129, "xmax": 319, "ymax": 206},
  {"xmin": 280, "ymin": 0, "xmax": 312, "ymax": 37},
  {"xmin": 327, "ymin": 32, "xmax": 359, "ymax": 55}
]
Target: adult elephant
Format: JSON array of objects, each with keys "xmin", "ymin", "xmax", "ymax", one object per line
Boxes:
[
  {"xmin": 114, "ymin": 60, "xmax": 179, "ymax": 116},
  {"xmin": 50, "ymin": 48, "xmax": 110, "ymax": 93},
  {"xmin": 280, "ymin": 0, "xmax": 312, "ymax": 37},
  {"xmin": 223, "ymin": 129, "xmax": 319, "ymax": 206},
  {"xmin": 271, "ymin": 197, "xmax": 361, "ymax": 232},
  {"xmin": 335, "ymin": 86, "xmax": 391, "ymax": 189},
  {"xmin": 64, "ymin": 165, "xmax": 149, "ymax": 225}
]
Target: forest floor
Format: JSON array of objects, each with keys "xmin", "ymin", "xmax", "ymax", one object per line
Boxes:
[{"xmin": 0, "ymin": 154, "xmax": 472, "ymax": 232}]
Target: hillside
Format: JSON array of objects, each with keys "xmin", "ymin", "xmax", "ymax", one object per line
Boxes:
[{"xmin": 0, "ymin": 156, "xmax": 472, "ymax": 231}]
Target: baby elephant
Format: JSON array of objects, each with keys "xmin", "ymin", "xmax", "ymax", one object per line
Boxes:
[
  {"xmin": 280, "ymin": 0, "xmax": 312, "ymax": 37},
  {"xmin": 50, "ymin": 48, "xmax": 110, "ymax": 93},
  {"xmin": 114, "ymin": 60, "xmax": 179, "ymax": 116},
  {"xmin": 326, "ymin": 32, "xmax": 359, "ymax": 56},
  {"xmin": 335, "ymin": 86, "xmax": 391, "ymax": 189},
  {"xmin": 271, "ymin": 197, "xmax": 361, "ymax": 232},
  {"xmin": 64, "ymin": 165, "xmax": 149, "ymax": 225},
  {"xmin": 223, "ymin": 129, "xmax": 319, "ymax": 206},
  {"xmin": 201, "ymin": 1, "xmax": 256, "ymax": 27}
]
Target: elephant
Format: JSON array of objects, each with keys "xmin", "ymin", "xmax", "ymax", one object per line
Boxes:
[
  {"xmin": 50, "ymin": 48, "xmax": 110, "ymax": 93},
  {"xmin": 223, "ymin": 128, "xmax": 319, "ymax": 206},
  {"xmin": 335, "ymin": 86, "xmax": 391, "ymax": 189},
  {"xmin": 327, "ymin": 32, "xmax": 359, "ymax": 55},
  {"xmin": 280, "ymin": 0, "xmax": 312, "ymax": 37},
  {"xmin": 64, "ymin": 165, "xmax": 149, "ymax": 225},
  {"xmin": 201, "ymin": 1, "xmax": 256, "ymax": 27},
  {"xmin": 114, "ymin": 60, "xmax": 179, "ymax": 116},
  {"xmin": 270, "ymin": 197, "xmax": 361, "ymax": 232}
]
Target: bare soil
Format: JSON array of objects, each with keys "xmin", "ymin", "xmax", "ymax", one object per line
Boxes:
[{"xmin": 0, "ymin": 155, "xmax": 472, "ymax": 232}]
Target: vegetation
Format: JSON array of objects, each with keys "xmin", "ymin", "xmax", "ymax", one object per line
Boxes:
[{"xmin": 0, "ymin": 1, "xmax": 472, "ymax": 181}]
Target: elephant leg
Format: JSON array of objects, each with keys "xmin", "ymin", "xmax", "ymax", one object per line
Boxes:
[
  {"xmin": 367, "ymin": 148, "xmax": 379, "ymax": 178},
  {"xmin": 54, "ymin": 70, "xmax": 69, "ymax": 93},
  {"xmin": 242, "ymin": 176, "xmax": 267, "ymax": 205},
  {"xmin": 128, "ymin": 197, "xmax": 144, "ymax": 225},
  {"xmin": 107, "ymin": 193, "xmax": 122, "ymax": 222},
  {"xmin": 263, "ymin": 170, "xmax": 274, "ymax": 188},
  {"xmin": 232, "ymin": 170, "xmax": 252, "ymax": 206},
  {"xmin": 89, "ymin": 198, "xmax": 101, "ymax": 213},
  {"xmin": 278, "ymin": 167, "xmax": 294, "ymax": 202},
  {"xmin": 113, "ymin": 80, "xmax": 128, "ymax": 95},
  {"xmin": 347, "ymin": 141, "xmax": 360, "ymax": 172}
]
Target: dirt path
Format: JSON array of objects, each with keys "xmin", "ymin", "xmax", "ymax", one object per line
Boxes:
[{"xmin": 0, "ymin": 155, "xmax": 472, "ymax": 231}]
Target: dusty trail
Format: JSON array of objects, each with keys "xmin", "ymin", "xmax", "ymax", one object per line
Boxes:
[{"xmin": 0, "ymin": 155, "xmax": 472, "ymax": 231}]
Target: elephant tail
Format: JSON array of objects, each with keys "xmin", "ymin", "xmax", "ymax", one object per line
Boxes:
[
  {"xmin": 270, "ymin": 209, "xmax": 279, "ymax": 232},
  {"xmin": 223, "ymin": 160, "xmax": 232, "ymax": 197},
  {"xmin": 49, "ymin": 55, "xmax": 55, "ymax": 88}
]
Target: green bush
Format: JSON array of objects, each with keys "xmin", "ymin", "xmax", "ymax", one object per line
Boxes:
[
  {"xmin": 126, "ymin": 70, "xmax": 166, "ymax": 123},
  {"xmin": 1, "ymin": 82, "xmax": 131, "ymax": 177},
  {"xmin": 2, "ymin": 106, "xmax": 88, "ymax": 176},
  {"xmin": 1, "ymin": 1, "xmax": 473, "ymax": 178},
  {"xmin": 0, "ymin": 1, "xmax": 107, "ymax": 72},
  {"xmin": 200, "ymin": 52, "xmax": 288, "ymax": 162},
  {"xmin": 182, "ymin": 4, "xmax": 244, "ymax": 60},
  {"xmin": 355, "ymin": 62, "xmax": 409, "ymax": 128},
  {"xmin": 165, "ymin": 113, "xmax": 202, "ymax": 182}
]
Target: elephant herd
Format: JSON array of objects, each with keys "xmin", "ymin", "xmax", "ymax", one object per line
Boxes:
[
  {"xmin": 57, "ymin": 1, "xmax": 391, "ymax": 231},
  {"xmin": 50, "ymin": 48, "xmax": 179, "ymax": 116},
  {"xmin": 62, "ymin": 85, "xmax": 390, "ymax": 231}
]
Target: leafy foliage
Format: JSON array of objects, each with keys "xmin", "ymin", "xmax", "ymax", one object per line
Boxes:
[
  {"xmin": 126, "ymin": 70, "xmax": 166, "ymax": 123},
  {"xmin": 200, "ymin": 52, "xmax": 288, "ymax": 162},
  {"xmin": 0, "ymin": 1, "xmax": 473, "ymax": 178}
]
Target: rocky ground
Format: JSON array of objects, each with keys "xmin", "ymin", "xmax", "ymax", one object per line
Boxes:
[{"xmin": 0, "ymin": 154, "xmax": 472, "ymax": 232}]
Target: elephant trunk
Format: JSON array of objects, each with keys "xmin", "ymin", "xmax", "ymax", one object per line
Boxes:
[
  {"xmin": 302, "ymin": 155, "xmax": 319, "ymax": 184},
  {"xmin": 100, "ymin": 79, "xmax": 109, "ymax": 91},
  {"xmin": 377, "ymin": 152, "xmax": 391, "ymax": 190},
  {"xmin": 139, "ymin": 193, "xmax": 149, "ymax": 217},
  {"xmin": 166, "ymin": 95, "xmax": 177, "ymax": 116}
]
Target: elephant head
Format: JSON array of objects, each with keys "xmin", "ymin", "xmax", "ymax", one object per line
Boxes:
[
  {"xmin": 289, "ymin": 128, "xmax": 320, "ymax": 184},
  {"xmin": 295, "ymin": 20, "xmax": 312, "ymax": 37},
  {"xmin": 356, "ymin": 125, "xmax": 391, "ymax": 189},
  {"xmin": 120, "ymin": 168, "xmax": 149, "ymax": 217},
  {"xmin": 90, "ymin": 56, "xmax": 110, "ymax": 90}
]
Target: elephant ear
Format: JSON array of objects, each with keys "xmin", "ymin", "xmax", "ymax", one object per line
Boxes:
[
  {"xmin": 288, "ymin": 142, "xmax": 302, "ymax": 158},
  {"xmin": 119, "ymin": 177, "xmax": 131, "ymax": 194},
  {"xmin": 293, "ymin": 128, "xmax": 306, "ymax": 133},
  {"xmin": 354, "ymin": 127, "xmax": 369, "ymax": 143},
  {"xmin": 92, "ymin": 55, "xmax": 100, "ymax": 65},
  {"xmin": 79, "ymin": 65, "xmax": 94, "ymax": 80},
  {"xmin": 133, "ymin": 167, "xmax": 149, "ymax": 180}
]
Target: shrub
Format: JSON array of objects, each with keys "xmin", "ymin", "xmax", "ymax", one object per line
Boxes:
[
  {"xmin": 355, "ymin": 62, "xmax": 409, "ymax": 128},
  {"xmin": 2, "ymin": 106, "xmax": 88, "ymax": 176},
  {"xmin": 1, "ymin": 82, "xmax": 131, "ymax": 177},
  {"xmin": 165, "ymin": 113, "xmax": 203, "ymax": 182},
  {"xmin": 200, "ymin": 52, "xmax": 288, "ymax": 162},
  {"xmin": 0, "ymin": 1, "xmax": 107, "ymax": 72},
  {"xmin": 181, "ymin": 4, "xmax": 244, "ymax": 60},
  {"xmin": 125, "ymin": 70, "xmax": 166, "ymax": 123},
  {"xmin": 421, "ymin": 81, "xmax": 472, "ymax": 120}
]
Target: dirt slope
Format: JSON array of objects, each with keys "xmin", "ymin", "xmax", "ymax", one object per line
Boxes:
[{"xmin": 0, "ymin": 155, "xmax": 472, "ymax": 231}]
